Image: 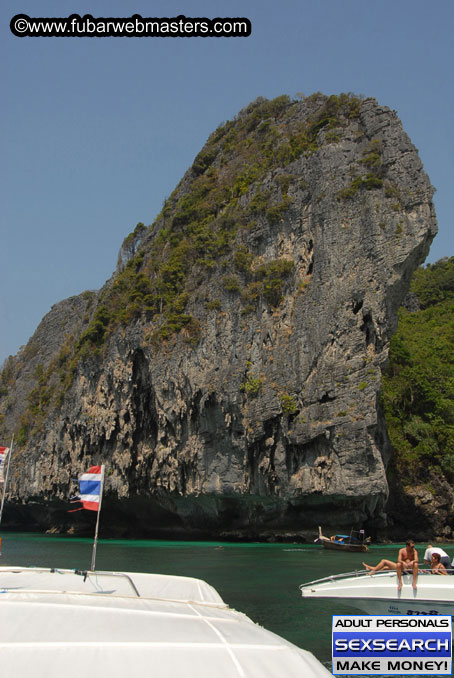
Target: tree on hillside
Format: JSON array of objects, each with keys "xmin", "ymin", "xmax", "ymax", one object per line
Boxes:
[{"xmin": 382, "ymin": 257, "xmax": 454, "ymax": 482}]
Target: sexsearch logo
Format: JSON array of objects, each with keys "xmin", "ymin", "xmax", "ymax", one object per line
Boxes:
[{"xmin": 332, "ymin": 615, "xmax": 452, "ymax": 675}]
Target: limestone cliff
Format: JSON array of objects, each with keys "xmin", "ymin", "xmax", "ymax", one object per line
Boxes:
[{"xmin": 0, "ymin": 93, "xmax": 437, "ymax": 539}]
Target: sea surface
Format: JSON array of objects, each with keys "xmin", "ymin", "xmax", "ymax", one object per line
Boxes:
[{"xmin": 0, "ymin": 533, "xmax": 449, "ymax": 676}]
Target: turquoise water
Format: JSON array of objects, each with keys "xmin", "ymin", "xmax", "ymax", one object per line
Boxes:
[{"xmin": 0, "ymin": 534, "xmax": 448, "ymax": 674}]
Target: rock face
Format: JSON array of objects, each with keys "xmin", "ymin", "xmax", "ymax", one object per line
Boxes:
[{"xmin": 0, "ymin": 94, "xmax": 437, "ymax": 539}]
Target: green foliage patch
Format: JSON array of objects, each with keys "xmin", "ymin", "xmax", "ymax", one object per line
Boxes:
[
  {"xmin": 241, "ymin": 375, "xmax": 264, "ymax": 397},
  {"xmin": 337, "ymin": 137, "xmax": 384, "ymax": 200},
  {"xmin": 280, "ymin": 393, "xmax": 298, "ymax": 416},
  {"xmin": 337, "ymin": 173, "xmax": 383, "ymax": 200},
  {"xmin": 382, "ymin": 257, "xmax": 454, "ymax": 481},
  {"xmin": 254, "ymin": 259, "xmax": 295, "ymax": 306}
]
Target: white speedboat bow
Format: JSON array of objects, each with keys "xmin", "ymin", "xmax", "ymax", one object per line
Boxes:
[
  {"xmin": 0, "ymin": 566, "xmax": 330, "ymax": 677},
  {"xmin": 300, "ymin": 569, "xmax": 454, "ymax": 617}
]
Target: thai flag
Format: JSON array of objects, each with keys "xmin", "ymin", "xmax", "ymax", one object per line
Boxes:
[
  {"xmin": 0, "ymin": 447, "xmax": 9, "ymax": 483},
  {"xmin": 73, "ymin": 465, "xmax": 104, "ymax": 511}
]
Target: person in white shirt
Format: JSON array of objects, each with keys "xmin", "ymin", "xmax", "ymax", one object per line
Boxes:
[{"xmin": 423, "ymin": 545, "xmax": 450, "ymax": 570}]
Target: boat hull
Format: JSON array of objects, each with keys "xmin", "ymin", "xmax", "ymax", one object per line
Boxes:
[
  {"xmin": 320, "ymin": 540, "xmax": 368, "ymax": 553},
  {"xmin": 300, "ymin": 570, "xmax": 454, "ymax": 617},
  {"xmin": 348, "ymin": 597, "xmax": 454, "ymax": 617}
]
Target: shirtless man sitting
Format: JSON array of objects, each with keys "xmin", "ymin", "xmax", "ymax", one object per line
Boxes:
[
  {"xmin": 363, "ymin": 539, "xmax": 418, "ymax": 591},
  {"xmin": 398, "ymin": 539, "xmax": 418, "ymax": 589}
]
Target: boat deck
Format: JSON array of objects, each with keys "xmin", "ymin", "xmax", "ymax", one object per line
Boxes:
[{"xmin": 0, "ymin": 566, "xmax": 330, "ymax": 678}]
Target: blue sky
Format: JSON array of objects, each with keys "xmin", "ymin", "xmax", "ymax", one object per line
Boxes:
[{"xmin": 2, "ymin": 0, "xmax": 453, "ymax": 364}]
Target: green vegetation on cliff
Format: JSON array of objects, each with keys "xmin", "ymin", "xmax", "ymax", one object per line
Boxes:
[
  {"xmin": 77, "ymin": 93, "xmax": 364, "ymax": 351},
  {"xmin": 382, "ymin": 257, "xmax": 454, "ymax": 480},
  {"xmin": 1, "ymin": 92, "xmax": 370, "ymax": 446}
]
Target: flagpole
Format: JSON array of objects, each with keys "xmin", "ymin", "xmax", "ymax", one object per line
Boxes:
[
  {"xmin": 0, "ymin": 435, "xmax": 14, "ymax": 528},
  {"xmin": 90, "ymin": 464, "xmax": 105, "ymax": 571}
]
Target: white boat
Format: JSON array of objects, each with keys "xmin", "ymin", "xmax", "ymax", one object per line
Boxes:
[
  {"xmin": 300, "ymin": 569, "xmax": 454, "ymax": 617},
  {"xmin": 0, "ymin": 566, "xmax": 330, "ymax": 678}
]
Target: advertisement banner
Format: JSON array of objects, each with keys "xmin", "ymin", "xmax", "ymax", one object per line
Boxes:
[{"xmin": 332, "ymin": 615, "xmax": 452, "ymax": 675}]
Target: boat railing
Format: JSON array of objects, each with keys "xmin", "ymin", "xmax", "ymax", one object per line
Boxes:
[
  {"xmin": 81, "ymin": 570, "xmax": 141, "ymax": 597},
  {"xmin": 299, "ymin": 568, "xmax": 447, "ymax": 591},
  {"xmin": 299, "ymin": 569, "xmax": 371, "ymax": 590},
  {"xmin": 298, "ymin": 568, "xmax": 409, "ymax": 590},
  {"xmin": 0, "ymin": 566, "xmax": 142, "ymax": 598}
]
